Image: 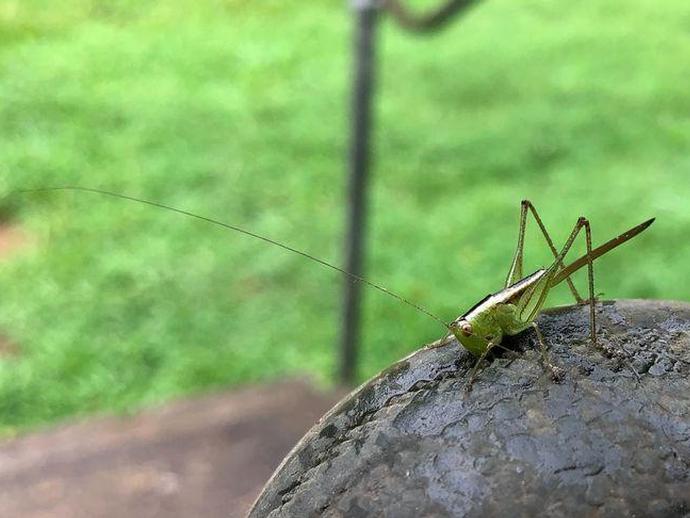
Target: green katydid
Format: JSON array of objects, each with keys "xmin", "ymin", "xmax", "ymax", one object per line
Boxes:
[
  {"xmin": 17, "ymin": 188, "xmax": 654, "ymax": 386},
  {"xmin": 449, "ymin": 201, "xmax": 654, "ymax": 386}
]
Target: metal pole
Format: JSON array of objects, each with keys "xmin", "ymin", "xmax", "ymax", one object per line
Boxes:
[{"xmin": 340, "ymin": 0, "xmax": 378, "ymax": 385}]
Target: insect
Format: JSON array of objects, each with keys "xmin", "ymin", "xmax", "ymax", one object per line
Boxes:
[
  {"xmin": 18, "ymin": 188, "xmax": 654, "ymax": 387},
  {"xmin": 449, "ymin": 201, "xmax": 653, "ymax": 386}
]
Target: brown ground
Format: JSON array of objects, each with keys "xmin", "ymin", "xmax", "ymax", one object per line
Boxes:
[{"xmin": 0, "ymin": 380, "xmax": 338, "ymax": 518}]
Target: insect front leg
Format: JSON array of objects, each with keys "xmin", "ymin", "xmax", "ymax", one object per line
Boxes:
[
  {"xmin": 505, "ymin": 200, "xmax": 583, "ymax": 305},
  {"xmin": 464, "ymin": 341, "xmax": 496, "ymax": 392}
]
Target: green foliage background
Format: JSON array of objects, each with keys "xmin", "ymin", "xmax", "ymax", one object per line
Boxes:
[{"xmin": 0, "ymin": 0, "xmax": 688, "ymax": 431}]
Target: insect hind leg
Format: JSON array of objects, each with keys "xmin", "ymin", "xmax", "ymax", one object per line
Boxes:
[
  {"xmin": 505, "ymin": 200, "xmax": 584, "ymax": 305},
  {"xmin": 582, "ymin": 217, "xmax": 597, "ymax": 346},
  {"xmin": 516, "ymin": 216, "xmax": 597, "ymax": 345},
  {"xmin": 553, "ymin": 215, "xmax": 597, "ymax": 347},
  {"xmin": 509, "ymin": 215, "xmax": 597, "ymax": 381}
]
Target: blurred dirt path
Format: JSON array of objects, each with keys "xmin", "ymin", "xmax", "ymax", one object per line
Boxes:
[{"xmin": 0, "ymin": 380, "xmax": 338, "ymax": 518}]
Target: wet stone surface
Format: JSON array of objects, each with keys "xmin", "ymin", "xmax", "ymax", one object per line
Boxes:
[{"xmin": 250, "ymin": 300, "xmax": 690, "ymax": 518}]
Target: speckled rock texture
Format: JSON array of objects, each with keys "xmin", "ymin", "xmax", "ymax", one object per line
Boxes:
[{"xmin": 249, "ymin": 300, "xmax": 690, "ymax": 518}]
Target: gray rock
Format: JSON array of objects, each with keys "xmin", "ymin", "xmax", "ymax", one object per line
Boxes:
[{"xmin": 249, "ymin": 300, "xmax": 690, "ymax": 518}]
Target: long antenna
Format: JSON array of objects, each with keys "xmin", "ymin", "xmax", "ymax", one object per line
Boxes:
[{"xmin": 16, "ymin": 186, "xmax": 450, "ymax": 330}]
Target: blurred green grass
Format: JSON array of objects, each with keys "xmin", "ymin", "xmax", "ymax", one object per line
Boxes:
[{"xmin": 0, "ymin": 0, "xmax": 688, "ymax": 431}]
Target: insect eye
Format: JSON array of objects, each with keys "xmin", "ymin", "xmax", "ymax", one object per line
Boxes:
[{"xmin": 460, "ymin": 323, "xmax": 473, "ymax": 336}]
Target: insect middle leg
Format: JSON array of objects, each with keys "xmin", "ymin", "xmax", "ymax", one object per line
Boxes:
[{"xmin": 505, "ymin": 200, "xmax": 584, "ymax": 304}]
